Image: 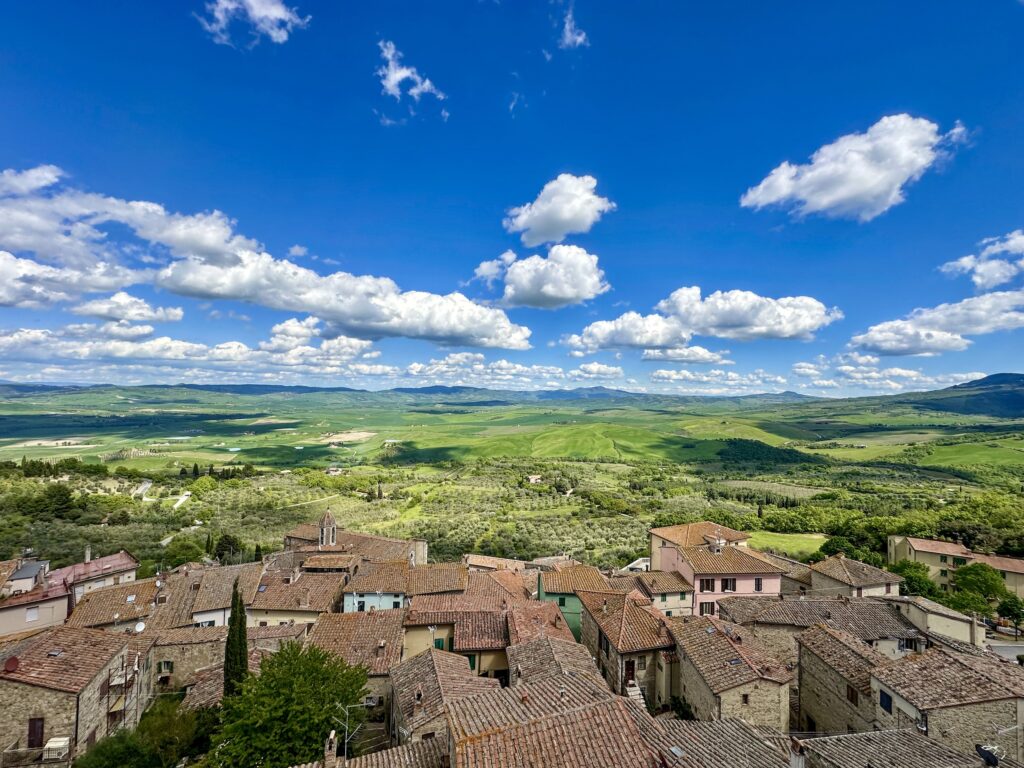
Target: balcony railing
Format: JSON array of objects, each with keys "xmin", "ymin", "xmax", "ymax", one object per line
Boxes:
[{"xmin": 2, "ymin": 737, "xmax": 72, "ymax": 768}]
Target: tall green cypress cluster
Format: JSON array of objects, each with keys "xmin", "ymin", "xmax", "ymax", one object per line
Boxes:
[{"xmin": 223, "ymin": 578, "xmax": 248, "ymax": 698}]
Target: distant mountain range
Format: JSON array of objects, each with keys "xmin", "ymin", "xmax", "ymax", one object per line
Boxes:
[{"xmin": 1, "ymin": 373, "xmax": 1022, "ymax": 417}]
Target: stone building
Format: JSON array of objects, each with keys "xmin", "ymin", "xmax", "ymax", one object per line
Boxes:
[
  {"xmin": 717, "ymin": 595, "xmax": 925, "ymax": 666},
  {"xmin": 64, "ymin": 578, "xmax": 161, "ymax": 631},
  {"xmin": 388, "ymin": 648, "xmax": 499, "ymax": 745},
  {"xmin": 0, "ymin": 626, "xmax": 145, "ymax": 764},
  {"xmin": 888, "ymin": 535, "xmax": 1024, "ymax": 598},
  {"xmin": 505, "ymin": 635, "xmax": 601, "ymax": 687},
  {"xmin": 151, "ymin": 625, "xmax": 229, "ymax": 690},
  {"xmin": 577, "ymin": 590, "xmax": 674, "ymax": 708},
  {"xmin": 871, "ymin": 647, "xmax": 1024, "ymax": 763},
  {"xmin": 667, "ymin": 615, "xmax": 792, "ymax": 733},
  {"xmin": 341, "ymin": 563, "xmax": 469, "ymax": 613},
  {"xmin": 795, "ymin": 625, "xmax": 890, "ymax": 734},
  {"xmin": 283, "ymin": 518, "xmax": 427, "ymax": 566},
  {"xmin": 191, "ymin": 561, "xmax": 263, "ymax": 626},
  {"xmin": 875, "ymin": 594, "xmax": 985, "ymax": 647},
  {"xmin": 307, "ymin": 609, "xmax": 406, "ymax": 707},
  {"xmin": 806, "ymin": 554, "xmax": 903, "ymax": 598}
]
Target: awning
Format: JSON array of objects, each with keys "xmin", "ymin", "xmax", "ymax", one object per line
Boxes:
[{"xmin": 108, "ymin": 694, "xmax": 126, "ymax": 713}]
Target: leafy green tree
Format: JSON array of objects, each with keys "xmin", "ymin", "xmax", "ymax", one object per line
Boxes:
[
  {"xmin": 224, "ymin": 578, "xmax": 248, "ymax": 698},
  {"xmin": 947, "ymin": 589, "xmax": 995, "ymax": 619},
  {"xmin": 889, "ymin": 560, "xmax": 940, "ymax": 599},
  {"xmin": 214, "ymin": 533, "xmax": 243, "ymax": 562},
  {"xmin": 998, "ymin": 595, "xmax": 1024, "ymax": 638},
  {"xmin": 165, "ymin": 537, "xmax": 204, "ymax": 568},
  {"xmin": 951, "ymin": 562, "xmax": 1010, "ymax": 602},
  {"xmin": 208, "ymin": 643, "xmax": 368, "ymax": 768}
]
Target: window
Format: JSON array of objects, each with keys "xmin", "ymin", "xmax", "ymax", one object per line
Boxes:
[
  {"xmin": 665, "ymin": 611, "xmax": 672, "ymax": 617},
  {"xmin": 806, "ymin": 715, "xmax": 816, "ymax": 733},
  {"xmin": 558, "ymin": 596, "xmax": 566, "ymax": 607},
  {"xmin": 939, "ymin": 569, "xmax": 948, "ymax": 577},
  {"xmin": 721, "ymin": 578, "xmax": 736, "ymax": 593},
  {"xmin": 953, "ymin": 557, "xmax": 967, "ymax": 566},
  {"xmin": 637, "ymin": 656, "xmax": 646, "ymax": 671},
  {"xmin": 467, "ymin": 654, "xmax": 476, "ymax": 671},
  {"xmin": 158, "ymin": 660, "xmax": 174, "ymax": 674},
  {"xmin": 741, "ymin": 694, "xmax": 749, "ymax": 705},
  {"xmin": 422, "ymin": 732, "xmax": 435, "ymax": 741},
  {"xmin": 357, "ymin": 600, "xmax": 365, "ymax": 612},
  {"xmin": 259, "ymin": 621, "xmax": 268, "ymax": 627},
  {"xmin": 434, "ymin": 638, "xmax": 444, "ymax": 650},
  {"xmin": 660, "ymin": 593, "xmax": 667, "ymax": 603},
  {"xmin": 393, "ymin": 601, "xmax": 401, "ymax": 609},
  {"xmin": 939, "ymin": 555, "xmax": 948, "ymax": 564},
  {"xmin": 679, "ymin": 592, "xmax": 686, "ymax": 601},
  {"xmin": 599, "ymin": 632, "xmax": 609, "ymax": 656},
  {"xmin": 879, "ymin": 690, "xmax": 893, "ymax": 714},
  {"xmin": 699, "ymin": 578, "xmax": 715, "ymax": 593},
  {"xmin": 25, "ymin": 606, "xmax": 38, "ymax": 622},
  {"xmin": 885, "ymin": 583, "xmax": 892, "ymax": 594},
  {"xmin": 846, "ymin": 685, "xmax": 859, "ymax": 705},
  {"xmin": 753, "ymin": 578, "xmax": 763, "ymax": 593},
  {"xmin": 699, "ymin": 602, "xmax": 715, "ymax": 616}
]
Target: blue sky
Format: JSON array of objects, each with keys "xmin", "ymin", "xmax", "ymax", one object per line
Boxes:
[{"xmin": 1, "ymin": 1, "xmax": 1022, "ymax": 395}]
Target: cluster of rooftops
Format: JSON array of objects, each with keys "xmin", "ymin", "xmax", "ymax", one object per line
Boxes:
[{"xmin": 0, "ymin": 517, "xmax": 1020, "ymax": 768}]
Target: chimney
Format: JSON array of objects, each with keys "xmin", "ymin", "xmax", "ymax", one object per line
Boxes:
[
  {"xmin": 85, "ymin": 545, "xmax": 92, "ymax": 564},
  {"xmin": 554, "ymin": 613, "xmax": 562, "ymax": 627},
  {"xmin": 300, "ymin": 588, "xmax": 310, "ymax": 609},
  {"xmin": 559, "ymin": 685, "xmax": 566, "ymax": 700},
  {"xmin": 519, "ymin": 689, "xmax": 529, "ymax": 703},
  {"xmin": 602, "ymin": 599, "xmax": 608, "ymax": 614},
  {"xmin": 324, "ymin": 730, "xmax": 337, "ymax": 768},
  {"xmin": 377, "ymin": 639, "xmax": 386, "ymax": 657}
]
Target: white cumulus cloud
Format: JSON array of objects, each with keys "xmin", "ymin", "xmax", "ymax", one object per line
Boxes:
[
  {"xmin": 640, "ymin": 346, "xmax": 732, "ymax": 365},
  {"xmin": 850, "ymin": 289, "xmax": 1024, "ymax": 355},
  {"xmin": 377, "ymin": 41, "xmax": 446, "ymax": 103},
  {"xmin": 559, "ymin": 5, "xmax": 589, "ymax": 49},
  {"xmin": 741, "ymin": 114, "xmax": 965, "ymax": 221},
  {"xmin": 480, "ymin": 244, "xmax": 610, "ymax": 308},
  {"xmin": 72, "ymin": 291, "xmax": 184, "ymax": 322},
  {"xmin": 941, "ymin": 229, "xmax": 1024, "ymax": 290},
  {"xmin": 198, "ymin": 0, "xmax": 309, "ymax": 45},
  {"xmin": 504, "ymin": 173, "xmax": 615, "ymax": 247}
]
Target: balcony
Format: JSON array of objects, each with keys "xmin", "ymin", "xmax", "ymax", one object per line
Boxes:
[{"xmin": 2, "ymin": 737, "xmax": 72, "ymax": 768}]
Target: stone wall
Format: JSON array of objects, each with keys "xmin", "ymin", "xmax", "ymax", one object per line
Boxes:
[
  {"xmin": 797, "ymin": 646, "xmax": 875, "ymax": 734},
  {"xmin": 719, "ymin": 679, "xmax": 790, "ymax": 733},
  {"xmin": 154, "ymin": 639, "xmax": 226, "ymax": 690}
]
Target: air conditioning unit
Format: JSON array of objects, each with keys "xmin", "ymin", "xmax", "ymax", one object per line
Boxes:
[{"xmin": 363, "ymin": 695, "xmax": 381, "ymax": 707}]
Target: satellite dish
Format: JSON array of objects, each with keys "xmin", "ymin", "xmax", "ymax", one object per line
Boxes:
[
  {"xmin": 3, "ymin": 656, "xmax": 19, "ymax": 673},
  {"xmin": 134, "ymin": 622, "xmax": 146, "ymax": 634}
]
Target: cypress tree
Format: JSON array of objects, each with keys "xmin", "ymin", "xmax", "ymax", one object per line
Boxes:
[
  {"xmin": 192, "ymin": 462, "xmax": 200, "ymax": 478},
  {"xmin": 224, "ymin": 578, "xmax": 248, "ymax": 698},
  {"xmin": 254, "ymin": 543, "xmax": 263, "ymax": 562}
]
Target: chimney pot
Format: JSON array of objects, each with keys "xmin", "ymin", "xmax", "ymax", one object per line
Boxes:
[{"xmin": 85, "ymin": 545, "xmax": 91, "ymax": 563}]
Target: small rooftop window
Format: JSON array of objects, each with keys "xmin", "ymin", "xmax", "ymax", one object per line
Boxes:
[
  {"xmin": 47, "ymin": 649, "xmax": 63, "ymax": 657},
  {"xmin": 126, "ymin": 595, "xmax": 136, "ymax": 603}
]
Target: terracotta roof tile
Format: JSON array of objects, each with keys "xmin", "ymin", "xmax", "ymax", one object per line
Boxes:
[
  {"xmin": 306, "ymin": 609, "xmax": 405, "ymax": 676},
  {"xmin": 181, "ymin": 648, "xmax": 269, "ymax": 710},
  {"xmin": 289, "ymin": 527, "xmax": 418, "ymax": 563},
  {"xmin": 146, "ymin": 565, "xmax": 207, "ymax": 630},
  {"xmin": 505, "ymin": 602, "xmax": 575, "ymax": 645},
  {"xmin": 389, "ymin": 649, "xmax": 500, "ymax": 732},
  {"xmin": 193, "ymin": 562, "xmax": 264, "ymax": 614},
  {"xmin": 717, "ymin": 596, "xmax": 921, "ymax": 642},
  {"xmin": 153, "ymin": 626, "xmax": 228, "ymax": 646},
  {"xmin": 65, "ymin": 578, "xmax": 160, "ymax": 628},
  {"xmin": 348, "ymin": 739, "xmax": 446, "ymax": 768},
  {"xmin": 0, "ymin": 626, "xmax": 127, "ymax": 693},
  {"xmin": 809, "ymin": 554, "xmax": 903, "ymax": 587},
  {"xmin": 343, "ymin": 562, "xmax": 410, "ymax": 595},
  {"xmin": 679, "ymin": 545, "xmax": 785, "ymax": 575},
  {"xmin": 48, "ymin": 551, "xmax": 139, "ymax": 586},
  {"xmin": 797, "ymin": 625, "xmax": 890, "ymax": 694},
  {"xmin": 462, "ymin": 554, "xmax": 531, "ymax": 572},
  {"xmin": 650, "ymin": 522, "xmax": 750, "ymax": 548},
  {"xmin": 607, "ymin": 570, "xmax": 692, "ymax": 597},
  {"xmin": 453, "ymin": 612, "xmax": 508, "ymax": 651},
  {"xmin": 903, "ymin": 537, "xmax": 973, "ymax": 557},
  {"xmin": 874, "ymin": 648, "xmax": 1024, "ymax": 709},
  {"xmin": 301, "ymin": 553, "xmax": 361, "ymax": 570},
  {"xmin": 667, "ymin": 615, "xmax": 792, "ymax": 693},
  {"xmin": 506, "ymin": 636, "xmax": 601, "ymax": 685},
  {"xmin": 645, "ymin": 717, "xmax": 788, "ymax": 767},
  {"xmin": 799, "ymin": 729, "xmax": 1006, "ymax": 768},
  {"xmin": 407, "ymin": 563, "xmax": 468, "ymax": 596},
  {"xmin": 578, "ymin": 591, "xmax": 673, "ymax": 653},
  {"xmin": 539, "ymin": 564, "xmax": 608, "ymax": 594},
  {"xmin": 250, "ymin": 571, "xmax": 345, "ymax": 612}
]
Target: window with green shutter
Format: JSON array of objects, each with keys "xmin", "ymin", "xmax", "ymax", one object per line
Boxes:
[{"xmin": 468, "ymin": 654, "xmax": 476, "ymax": 671}]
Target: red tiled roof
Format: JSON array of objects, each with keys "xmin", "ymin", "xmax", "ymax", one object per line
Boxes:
[
  {"xmin": 797, "ymin": 625, "xmax": 890, "ymax": 694},
  {"xmin": 903, "ymin": 537, "xmax": 972, "ymax": 557},
  {"xmin": 506, "ymin": 602, "xmax": 575, "ymax": 645},
  {"xmin": 193, "ymin": 562, "xmax": 264, "ymax": 614},
  {"xmin": 667, "ymin": 615, "xmax": 792, "ymax": 693},
  {"xmin": 650, "ymin": 522, "xmax": 750, "ymax": 548},
  {"xmin": 679, "ymin": 545, "xmax": 785, "ymax": 575},
  {"xmin": 0, "ymin": 626, "xmax": 127, "ymax": 693},
  {"xmin": 539, "ymin": 565, "xmax": 608, "ymax": 594},
  {"xmin": 874, "ymin": 648, "xmax": 1024, "ymax": 709},
  {"xmin": 250, "ymin": 571, "xmax": 345, "ymax": 612},
  {"xmin": 578, "ymin": 591, "xmax": 673, "ymax": 653},
  {"xmin": 65, "ymin": 579, "xmax": 160, "ymax": 628},
  {"xmin": 390, "ymin": 649, "xmax": 500, "ymax": 731},
  {"xmin": 49, "ymin": 551, "xmax": 139, "ymax": 586},
  {"xmin": 809, "ymin": 554, "xmax": 903, "ymax": 587},
  {"xmin": 306, "ymin": 609, "xmax": 405, "ymax": 676}
]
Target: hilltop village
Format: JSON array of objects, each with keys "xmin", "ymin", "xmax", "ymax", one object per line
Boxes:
[{"xmin": 1, "ymin": 515, "xmax": 1023, "ymax": 768}]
